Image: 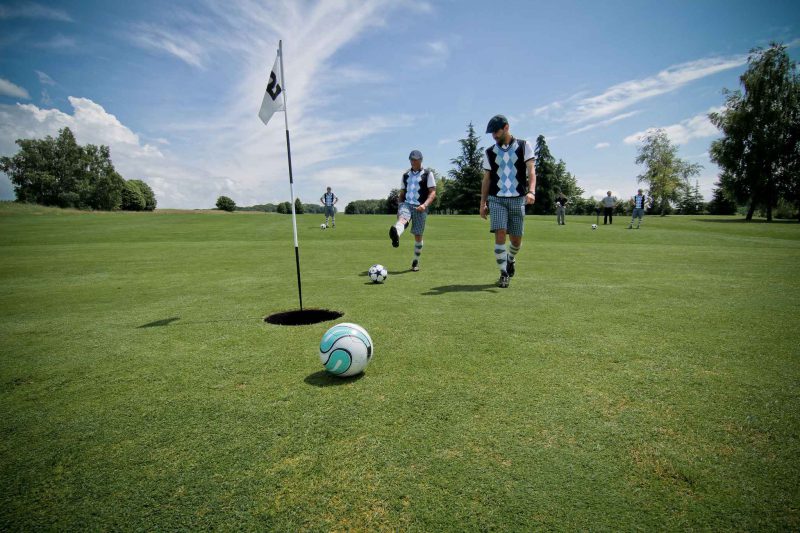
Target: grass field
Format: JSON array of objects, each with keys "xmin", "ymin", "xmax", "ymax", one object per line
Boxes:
[{"xmin": 1, "ymin": 201, "xmax": 799, "ymax": 530}]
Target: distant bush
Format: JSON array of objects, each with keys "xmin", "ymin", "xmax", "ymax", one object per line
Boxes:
[{"xmin": 216, "ymin": 196, "xmax": 236, "ymax": 212}]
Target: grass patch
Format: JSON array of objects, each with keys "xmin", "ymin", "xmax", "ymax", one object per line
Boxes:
[{"xmin": 1, "ymin": 206, "xmax": 798, "ymax": 530}]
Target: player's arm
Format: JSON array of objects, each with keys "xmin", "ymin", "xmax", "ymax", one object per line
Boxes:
[
  {"xmin": 320, "ymin": 195, "xmax": 324, "ymax": 205},
  {"xmin": 480, "ymin": 170, "xmax": 490, "ymax": 219},
  {"xmin": 418, "ymin": 189, "xmax": 436, "ymax": 212},
  {"xmin": 525, "ymin": 160, "xmax": 536, "ymax": 205},
  {"xmin": 399, "ymin": 189, "xmax": 406, "ymax": 203},
  {"xmin": 334, "ymin": 196, "xmax": 338, "ymax": 205}
]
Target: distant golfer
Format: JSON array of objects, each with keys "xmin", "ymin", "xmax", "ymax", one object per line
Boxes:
[
  {"xmin": 602, "ymin": 190, "xmax": 616, "ymax": 225},
  {"xmin": 320, "ymin": 187, "xmax": 338, "ymax": 228},
  {"xmin": 628, "ymin": 188, "xmax": 646, "ymax": 229},
  {"xmin": 389, "ymin": 150, "xmax": 436, "ymax": 272},
  {"xmin": 555, "ymin": 190, "xmax": 568, "ymax": 225},
  {"xmin": 480, "ymin": 115, "xmax": 536, "ymax": 288}
]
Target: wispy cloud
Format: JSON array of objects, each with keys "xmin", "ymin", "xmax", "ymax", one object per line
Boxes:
[
  {"xmin": 0, "ymin": 78, "xmax": 30, "ymax": 99},
  {"xmin": 35, "ymin": 70, "xmax": 55, "ymax": 86},
  {"xmin": 34, "ymin": 34, "xmax": 77, "ymax": 49},
  {"xmin": 130, "ymin": 23, "xmax": 206, "ymax": 69},
  {"xmin": 0, "ymin": 2, "xmax": 73, "ymax": 22},
  {"xmin": 565, "ymin": 111, "xmax": 639, "ymax": 136},
  {"xmin": 623, "ymin": 107, "xmax": 723, "ymax": 146},
  {"xmin": 535, "ymin": 55, "xmax": 747, "ymax": 127},
  {"xmin": 594, "ymin": 142, "xmax": 610, "ymax": 149},
  {"xmin": 419, "ymin": 40, "xmax": 450, "ymax": 66}
]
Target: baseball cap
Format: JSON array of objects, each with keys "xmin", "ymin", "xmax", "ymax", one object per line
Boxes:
[
  {"xmin": 409, "ymin": 150, "xmax": 423, "ymax": 160},
  {"xmin": 485, "ymin": 114, "xmax": 509, "ymax": 133}
]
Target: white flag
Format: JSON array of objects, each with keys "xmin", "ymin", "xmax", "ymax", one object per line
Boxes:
[{"xmin": 258, "ymin": 53, "xmax": 284, "ymax": 126}]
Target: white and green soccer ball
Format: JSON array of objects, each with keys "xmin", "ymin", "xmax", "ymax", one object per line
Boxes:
[
  {"xmin": 368, "ymin": 264, "xmax": 387, "ymax": 283},
  {"xmin": 319, "ymin": 322, "xmax": 374, "ymax": 377},
  {"xmin": 591, "ymin": 224, "xmax": 598, "ymax": 230},
  {"xmin": 320, "ymin": 223, "xmax": 327, "ymax": 230}
]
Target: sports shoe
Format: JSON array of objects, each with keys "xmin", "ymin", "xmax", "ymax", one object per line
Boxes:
[
  {"xmin": 627, "ymin": 225, "xmax": 632, "ymax": 229},
  {"xmin": 506, "ymin": 258, "xmax": 515, "ymax": 278},
  {"xmin": 411, "ymin": 259, "xmax": 419, "ymax": 272},
  {"xmin": 497, "ymin": 271, "xmax": 510, "ymax": 288},
  {"xmin": 389, "ymin": 226, "xmax": 399, "ymax": 247}
]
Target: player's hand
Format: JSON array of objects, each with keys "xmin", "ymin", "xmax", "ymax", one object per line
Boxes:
[
  {"xmin": 416, "ymin": 204, "xmax": 426, "ymax": 212},
  {"xmin": 525, "ymin": 192, "xmax": 535, "ymax": 205},
  {"xmin": 480, "ymin": 203, "xmax": 488, "ymax": 219}
]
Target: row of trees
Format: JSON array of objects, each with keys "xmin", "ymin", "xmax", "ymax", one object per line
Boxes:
[
  {"xmin": 219, "ymin": 196, "xmax": 328, "ymax": 214},
  {"xmin": 0, "ymin": 128, "xmax": 156, "ymax": 211}
]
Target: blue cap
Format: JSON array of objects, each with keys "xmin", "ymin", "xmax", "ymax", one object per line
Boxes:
[
  {"xmin": 408, "ymin": 150, "xmax": 423, "ymax": 160},
  {"xmin": 485, "ymin": 114, "xmax": 509, "ymax": 134}
]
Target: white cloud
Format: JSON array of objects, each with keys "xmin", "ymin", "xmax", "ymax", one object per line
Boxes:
[
  {"xmin": 419, "ymin": 40, "xmax": 450, "ymax": 66},
  {"xmin": 40, "ymin": 89, "xmax": 51, "ymax": 105},
  {"xmin": 565, "ymin": 111, "xmax": 639, "ymax": 136},
  {"xmin": 535, "ymin": 55, "xmax": 747, "ymax": 125},
  {"xmin": 0, "ymin": 78, "xmax": 30, "ymax": 99},
  {"xmin": 623, "ymin": 107, "xmax": 723, "ymax": 146},
  {"xmin": 594, "ymin": 142, "xmax": 610, "ymax": 149},
  {"xmin": 0, "ymin": 2, "xmax": 73, "ymax": 22},
  {"xmin": 35, "ymin": 70, "xmax": 56, "ymax": 86},
  {"xmin": 0, "ymin": 1, "xmax": 429, "ymax": 207},
  {"xmin": 592, "ymin": 188, "xmax": 619, "ymax": 199}
]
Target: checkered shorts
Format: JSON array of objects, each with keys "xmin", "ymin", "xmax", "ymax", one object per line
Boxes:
[
  {"xmin": 324, "ymin": 206, "xmax": 335, "ymax": 217},
  {"xmin": 488, "ymin": 195, "xmax": 525, "ymax": 235},
  {"xmin": 398, "ymin": 202, "xmax": 428, "ymax": 235}
]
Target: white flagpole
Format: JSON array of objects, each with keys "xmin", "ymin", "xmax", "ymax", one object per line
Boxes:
[{"xmin": 278, "ymin": 40, "xmax": 303, "ymax": 310}]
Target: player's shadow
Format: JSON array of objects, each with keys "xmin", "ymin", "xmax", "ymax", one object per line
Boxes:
[
  {"xmin": 137, "ymin": 316, "xmax": 259, "ymax": 328},
  {"xmin": 304, "ymin": 370, "xmax": 365, "ymax": 387},
  {"xmin": 422, "ymin": 284, "xmax": 498, "ymax": 296}
]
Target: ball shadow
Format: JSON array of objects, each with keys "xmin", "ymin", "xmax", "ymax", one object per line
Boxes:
[{"xmin": 304, "ymin": 370, "xmax": 365, "ymax": 387}]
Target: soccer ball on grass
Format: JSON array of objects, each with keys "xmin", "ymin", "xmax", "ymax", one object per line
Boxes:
[
  {"xmin": 368, "ymin": 264, "xmax": 388, "ymax": 283},
  {"xmin": 320, "ymin": 223, "xmax": 327, "ymax": 230},
  {"xmin": 591, "ymin": 224, "xmax": 598, "ymax": 230},
  {"xmin": 319, "ymin": 322, "xmax": 374, "ymax": 377}
]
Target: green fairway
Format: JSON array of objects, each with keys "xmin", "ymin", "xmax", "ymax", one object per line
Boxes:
[{"xmin": 1, "ymin": 202, "xmax": 799, "ymax": 530}]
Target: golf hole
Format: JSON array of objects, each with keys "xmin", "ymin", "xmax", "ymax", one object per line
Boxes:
[{"xmin": 264, "ymin": 309, "xmax": 343, "ymax": 326}]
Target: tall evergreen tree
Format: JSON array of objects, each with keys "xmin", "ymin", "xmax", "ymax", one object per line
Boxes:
[
  {"xmin": 533, "ymin": 135, "xmax": 556, "ymax": 214},
  {"xmin": 447, "ymin": 123, "xmax": 484, "ymax": 214},
  {"xmin": 707, "ymin": 179, "xmax": 738, "ymax": 215},
  {"xmin": 709, "ymin": 43, "xmax": 800, "ymax": 221}
]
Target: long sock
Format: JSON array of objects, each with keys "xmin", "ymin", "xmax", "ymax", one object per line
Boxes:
[
  {"xmin": 494, "ymin": 244, "xmax": 507, "ymax": 273},
  {"xmin": 413, "ymin": 241, "xmax": 423, "ymax": 263},
  {"xmin": 394, "ymin": 220, "xmax": 406, "ymax": 237},
  {"xmin": 508, "ymin": 243, "xmax": 520, "ymax": 262}
]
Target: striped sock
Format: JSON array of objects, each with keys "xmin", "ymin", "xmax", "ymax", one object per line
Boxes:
[
  {"xmin": 414, "ymin": 241, "xmax": 423, "ymax": 262},
  {"xmin": 394, "ymin": 221, "xmax": 406, "ymax": 237},
  {"xmin": 508, "ymin": 243, "xmax": 520, "ymax": 262},
  {"xmin": 494, "ymin": 244, "xmax": 507, "ymax": 273}
]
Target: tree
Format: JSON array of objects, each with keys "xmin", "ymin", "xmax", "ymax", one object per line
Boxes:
[
  {"xmin": 634, "ymin": 129, "xmax": 702, "ymax": 216},
  {"xmin": 294, "ymin": 197, "xmax": 304, "ymax": 214},
  {"xmin": 386, "ymin": 188, "xmax": 402, "ymax": 215},
  {"xmin": 677, "ymin": 180, "xmax": 705, "ymax": 214},
  {"xmin": 709, "ymin": 43, "xmax": 800, "ymax": 221},
  {"xmin": 216, "ymin": 196, "xmax": 236, "ymax": 212},
  {"xmin": 0, "ymin": 127, "xmax": 125, "ymax": 210},
  {"xmin": 533, "ymin": 135, "xmax": 557, "ymax": 214},
  {"xmin": 121, "ymin": 179, "xmax": 157, "ymax": 211},
  {"xmin": 447, "ymin": 123, "xmax": 484, "ymax": 213},
  {"xmin": 706, "ymin": 179, "xmax": 738, "ymax": 215}
]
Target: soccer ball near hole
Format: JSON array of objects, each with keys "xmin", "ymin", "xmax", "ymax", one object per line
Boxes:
[
  {"xmin": 319, "ymin": 322, "xmax": 374, "ymax": 377},
  {"xmin": 320, "ymin": 223, "xmax": 327, "ymax": 230},
  {"xmin": 368, "ymin": 264, "xmax": 387, "ymax": 283},
  {"xmin": 591, "ymin": 224, "xmax": 598, "ymax": 230}
]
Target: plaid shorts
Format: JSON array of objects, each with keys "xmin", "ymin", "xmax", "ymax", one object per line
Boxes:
[
  {"xmin": 488, "ymin": 195, "xmax": 525, "ymax": 235},
  {"xmin": 324, "ymin": 206, "xmax": 335, "ymax": 217},
  {"xmin": 398, "ymin": 202, "xmax": 428, "ymax": 235}
]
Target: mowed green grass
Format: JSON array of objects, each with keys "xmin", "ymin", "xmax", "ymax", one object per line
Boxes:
[{"xmin": 1, "ymin": 202, "xmax": 799, "ymax": 531}]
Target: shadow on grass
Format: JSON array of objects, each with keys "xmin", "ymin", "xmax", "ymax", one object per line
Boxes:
[
  {"xmin": 422, "ymin": 284, "xmax": 498, "ymax": 295},
  {"xmin": 693, "ymin": 218, "xmax": 799, "ymax": 224},
  {"xmin": 137, "ymin": 317, "xmax": 262, "ymax": 328},
  {"xmin": 304, "ymin": 370, "xmax": 365, "ymax": 387},
  {"xmin": 359, "ymin": 269, "xmax": 411, "ymax": 276}
]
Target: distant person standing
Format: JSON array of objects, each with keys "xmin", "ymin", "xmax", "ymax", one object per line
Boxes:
[
  {"xmin": 601, "ymin": 191, "xmax": 616, "ymax": 224},
  {"xmin": 480, "ymin": 114, "xmax": 536, "ymax": 288},
  {"xmin": 555, "ymin": 191, "xmax": 568, "ymax": 225},
  {"xmin": 628, "ymin": 188, "xmax": 646, "ymax": 229},
  {"xmin": 388, "ymin": 150, "xmax": 436, "ymax": 272},
  {"xmin": 320, "ymin": 187, "xmax": 338, "ymax": 228}
]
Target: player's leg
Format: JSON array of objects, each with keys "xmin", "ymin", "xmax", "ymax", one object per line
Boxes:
[
  {"xmin": 411, "ymin": 211, "xmax": 426, "ymax": 271},
  {"xmin": 506, "ymin": 196, "xmax": 525, "ymax": 278},
  {"xmin": 390, "ymin": 203, "xmax": 411, "ymax": 247},
  {"xmin": 489, "ymin": 197, "xmax": 510, "ymax": 287}
]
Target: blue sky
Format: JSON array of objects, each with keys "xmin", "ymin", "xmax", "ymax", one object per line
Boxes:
[{"xmin": 1, "ymin": 0, "xmax": 799, "ymax": 208}]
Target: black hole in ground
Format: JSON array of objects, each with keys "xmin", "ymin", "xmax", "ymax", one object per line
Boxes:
[{"xmin": 265, "ymin": 309, "xmax": 343, "ymax": 326}]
